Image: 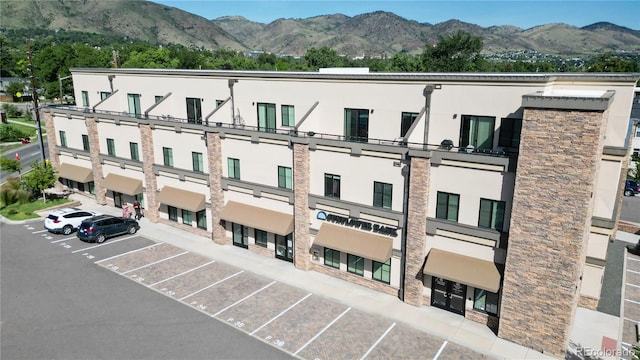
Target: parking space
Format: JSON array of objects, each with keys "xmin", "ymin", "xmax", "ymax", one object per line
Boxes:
[{"xmin": 622, "ymin": 253, "xmax": 640, "ymax": 358}]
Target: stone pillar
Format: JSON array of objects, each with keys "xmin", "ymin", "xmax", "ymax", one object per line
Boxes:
[
  {"xmin": 85, "ymin": 116, "xmax": 106, "ymax": 204},
  {"xmin": 498, "ymin": 109, "xmax": 606, "ymax": 358},
  {"xmin": 207, "ymin": 132, "xmax": 226, "ymax": 245},
  {"xmin": 139, "ymin": 124, "xmax": 158, "ymax": 222},
  {"xmin": 293, "ymin": 142, "xmax": 311, "ymax": 271},
  {"xmin": 403, "ymin": 156, "xmax": 430, "ymax": 306},
  {"xmin": 42, "ymin": 112, "xmax": 60, "ymax": 168}
]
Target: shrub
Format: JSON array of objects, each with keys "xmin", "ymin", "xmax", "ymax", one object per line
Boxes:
[
  {"xmin": 1, "ymin": 103, "xmax": 23, "ymax": 118},
  {"xmin": 0, "ymin": 125, "xmax": 28, "ymax": 142}
]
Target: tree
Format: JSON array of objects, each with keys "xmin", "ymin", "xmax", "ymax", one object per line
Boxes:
[
  {"xmin": 0, "ymin": 157, "xmax": 22, "ymax": 175},
  {"xmin": 304, "ymin": 47, "xmax": 343, "ymax": 70},
  {"xmin": 586, "ymin": 52, "xmax": 640, "ymax": 72},
  {"xmin": 421, "ymin": 31, "xmax": 486, "ymax": 72},
  {"xmin": 0, "ymin": 177, "xmax": 30, "ymax": 207},
  {"xmin": 22, "ymin": 160, "xmax": 57, "ymax": 201}
]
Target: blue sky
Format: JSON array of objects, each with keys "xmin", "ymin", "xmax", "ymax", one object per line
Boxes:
[{"xmin": 153, "ymin": 0, "xmax": 639, "ymax": 30}]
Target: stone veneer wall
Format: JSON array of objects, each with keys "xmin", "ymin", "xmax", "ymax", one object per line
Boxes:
[
  {"xmin": 207, "ymin": 133, "xmax": 226, "ymax": 245},
  {"xmin": 85, "ymin": 116, "xmax": 106, "ymax": 204},
  {"xmin": 403, "ymin": 157, "xmax": 430, "ymax": 306},
  {"xmin": 249, "ymin": 244, "xmax": 274, "ymax": 258},
  {"xmin": 293, "ymin": 143, "xmax": 311, "ymax": 271},
  {"xmin": 42, "ymin": 112, "xmax": 60, "ymax": 168},
  {"xmin": 156, "ymin": 218, "xmax": 209, "ymax": 238},
  {"xmin": 498, "ymin": 109, "xmax": 607, "ymax": 357},
  {"xmin": 309, "ymin": 263, "xmax": 398, "ymax": 296},
  {"xmin": 139, "ymin": 124, "xmax": 158, "ymax": 222},
  {"xmin": 578, "ymin": 295, "xmax": 599, "ymax": 310},
  {"xmin": 466, "ymin": 309, "xmax": 499, "ymax": 333}
]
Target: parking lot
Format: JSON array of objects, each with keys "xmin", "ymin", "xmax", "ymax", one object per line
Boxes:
[
  {"xmin": 25, "ymin": 221, "xmax": 492, "ymax": 360},
  {"xmin": 622, "ymin": 250, "xmax": 640, "ymax": 359}
]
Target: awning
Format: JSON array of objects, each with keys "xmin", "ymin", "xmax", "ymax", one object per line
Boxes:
[
  {"xmin": 102, "ymin": 173, "xmax": 143, "ymax": 196},
  {"xmin": 313, "ymin": 223, "xmax": 392, "ymax": 263},
  {"xmin": 424, "ymin": 248, "xmax": 501, "ymax": 293},
  {"xmin": 157, "ymin": 186, "xmax": 206, "ymax": 212},
  {"xmin": 220, "ymin": 201, "xmax": 293, "ymax": 236},
  {"xmin": 57, "ymin": 163, "xmax": 93, "ymax": 183}
]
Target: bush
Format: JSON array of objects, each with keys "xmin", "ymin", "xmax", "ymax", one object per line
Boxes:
[
  {"xmin": 0, "ymin": 125, "xmax": 28, "ymax": 142},
  {"xmin": 1, "ymin": 103, "xmax": 23, "ymax": 118}
]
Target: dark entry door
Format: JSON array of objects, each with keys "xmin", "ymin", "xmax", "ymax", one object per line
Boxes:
[
  {"xmin": 275, "ymin": 234, "xmax": 293, "ymax": 262},
  {"xmin": 113, "ymin": 191, "xmax": 123, "ymax": 208},
  {"xmin": 431, "ymin": 277, "xmax": 466, "ymax": 315}
]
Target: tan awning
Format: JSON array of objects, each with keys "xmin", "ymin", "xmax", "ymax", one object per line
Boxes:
[
  {"xmin": 313, "ymin": 223, "xmax": 392, "ymax": 263},
  {"xmin": 102, "ymin": 173, "xmax": 143, "ymax": 196},
  {"xmin": 157, "ymin": 186, "xmax": 206, "ymax": 212},
  {"xmin": 220, "ymin": 201, "xmax": 293, "ymax": 236},
  {"xmin": 57, "ymin": 163, "xmax": 93, "ymax": 183},
  {"xmin": 424, "ymin": 248, "xmax": 501, "ymax": 293}
]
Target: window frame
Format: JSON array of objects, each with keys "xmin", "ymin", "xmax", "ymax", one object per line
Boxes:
[
  {"xmin": 106, "ymin": 138, "xmax": 115, "ymax": 156},
  {"xmin": 257, "ymin": 102, "xmax": 276, "ymax": 132},
  {"xmin": 278, "ymin": 166, "xmax": 292, "ymax": 189},
  {"xmin": 196, "ymin": 210, "xmax": 207, "ymax": 230},
  {"xmin": 460, "ymin": 115, "xmax": 495, "ymax": 150},
  {"xmin": 186, "ymin": 97, "xmax": 203, "ymax": 124},
  {"xmin": 127, "ymin": 93, "xmax": 141, "ymax": 116},
  {"xmin": 498, "ymin": 118, "xmax": 522, "ymax": 149},
  {"xmin": 228, "ymin": 158, "xmax": 240, "ymax": 179},
  {"xmin": 400, "ymin": 112, "xmax": 419, "ymax": 137},
  {"xmin": 82, "ymin": 134, "xmax": 90, "ymax": 151},
  {"xmin": 163, "ymin": 147, "xmax": 173, "ymax": 167},
  {"xmin": 255, "ymin": 229, "xmax": 268, "ymax": 248},
  {"xmin": 344, "ymin": 108, "xmax": 369, "ymax": 142},
  {"xmin": 372, "ymin": 259, "xmax": 391, "ymax": 284},
  {"xmin": 167, "ymin": 205, "xmax": 178, "ymax": 222},
  {"xmin": 347, "ymin": 254, "xmax": 364, "ymax": 276},
  {"xmin": 81, "ymin": 91, "xmax": 89, "ymax": 107},
  {"xmin": 281, "ymin": 104, "xmax": 295, "ymax": 127},
  {"xmin": 436, "ymin": 192, "xmax": 460, "ymax": 222},
  {"xmin": 473, "ymin": 288, "xmax": 499, "ymax": 316},
  {"xmin": 192, "ymin": 152, "xmax": 204, "ymax": 173},
  {"xmin": 182, "ymin": 209, "xmax": 192, "ymax": 225},
  {"xmin": 373, "ymin": 181, "xmax": 392, "ymax": 209},
  {"xmin": 59, "ymin": 131, "xmax": 67, "ymax": 148},
  {"xmin": 478, "ymin": 198, "xmax": 506, "ymax": 232},
  {"xmin": 129, "ymin": 142, "xmax": 139, "ymax": 161},
  {"xmin": 324, "ymin": 248, "xmax": 340, "ymax": 269},
  {"xmin": 324, "ymin": 173, "xmax": 341, "ymax": 199}
]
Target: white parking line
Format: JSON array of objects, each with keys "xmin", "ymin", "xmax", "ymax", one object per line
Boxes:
[
  {"xmin": 51, "ymin": 236, "xmax": 76, "ymax": 244},
  {"xmin": 95, "ymin": 242, "xmax": 165, "ymax": 263},
  {"xmin": 179, "ymin": 271, "xmax": 244, "ymax": 301},
  {"xmin": 624, "ymin": 318, "xmax": 639, "ymax": 323},
  {"xmin": 71, "ymin": 235, "xmax": 138, "ymax": 253},
  {"xmin": 212, "ymin": 281, "xmax": 276, "ymax": 317},
  {"xmin": 360, "ymin": 322, "xmax": 396, "ymax": 360},
  {"xmin": 149, "ymin": 260, "xmax": 216, "ymax": 287},
  {"xmin": 293, "ymin": 307, "xmax": 351, "ymax": 356},
  {"xmin": 250, "ymin": 293, "xmax": 312, "ymax": 335},
  {"xmin": 120, "ymin": 251, "xmax": 189, "ymax": 275},
  {"xmin": 433, "ymin": 340, "xmax": 448, "ymax": 360},
  {"xmin": 625, "ymin": 298, "xmax": 640, "ymax": 306},
  {"xmin": 32, "ymin": 229, "xmax": 48, "ymax": 234}
]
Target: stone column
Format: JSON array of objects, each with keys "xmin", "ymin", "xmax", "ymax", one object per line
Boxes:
[
  {"xmin": 293, "ymin": 142, "xmax": 311, "ymax": 271},
  {"xmin": 403, "ymin": 155, "xmax": 430, "ymax": 306},
  {"xmin": 498, "ymin": 109, "xmax": 606, "ymax": 358},
  {"xmin": 85, "ymin": 116, "xmax": 106, "ymax": 204},
  {"xmin": 139, "ymin": 124, "xmax": 158, "ymax": 222},
  {"xmin": 207, "ymin": 132, "xmax": 226, "ymax": 245},
  {"xmin": 42, "ymin": 112, "xmax": 60, "ymax": 168}
]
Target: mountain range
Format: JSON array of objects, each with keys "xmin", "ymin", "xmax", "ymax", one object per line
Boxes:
[{"xmin": 1, "ymin": 0, "xmax": 639, "ymax": 58}]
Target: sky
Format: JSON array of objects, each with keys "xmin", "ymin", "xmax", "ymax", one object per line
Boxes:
[{"xmin": 152, "ymin": 0, "xmax": 639, "ymax": 30}]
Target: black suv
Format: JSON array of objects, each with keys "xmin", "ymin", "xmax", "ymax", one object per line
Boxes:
[{"xmin": 77, "ymin": 215, "xmax": 140, "ymax": 243}]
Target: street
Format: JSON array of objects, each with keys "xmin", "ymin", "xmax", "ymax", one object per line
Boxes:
[{"xmin": 1, "ymin": 140, "xmax": 49, "ymax": 184}]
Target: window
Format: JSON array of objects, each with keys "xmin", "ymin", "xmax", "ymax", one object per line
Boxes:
[
  {"xmin": 186, "ymin": 97, "xmax": 202, "ymax": 124},
  {"xmin": 232, "ymin": 223, "xmax": 248, "ymax": 248},
  {"xmin": 257, "ymin": 103, "xmax": 276, "ymax": 132},
  {"xmin": 81, "ymin": 91, "xmax": 89, "ymax": 107},
  {"xmin": 192, "ymin": 152, "xmax": 203, "ymax": 172},
  {"xmin": 373, "ymin": 259, "xmax": 391, "ymax": 284},
  {"xmin": 127, "ymin": 93, "xmax": 141, "ymax": 117},
  {"xmin": 82, "ymin": 134, "xmax": 90, "ymax": 151},
  {"xmin": 255, "ymin": 229, "xmax": 267, "ymax": 248},
  {"xmin": 324, "ymin": 174, "xmax": 341, "ymax": 199},
  {"xmin": 216, "ymin": 99, "xmax": 225, "ymax": 107},
  {"xmin": 59, "ymin": 131, "xmax": 67, "ymax": 147},
  {"xmin": 228, "ymin": 158, "xmax": 240, "ymax": 179},
  {"xmin": 196, "ymin": 210, "xmax": 207, "ymax": 230},
  {"xmin": 278, "ymin": 166, "xmax": 292, "ymax": 189},
  {"xmin": 130, "ymin": 142, "xmax": 139, "ymax": 161},
  {"xmin": 163, "ymin": 147, "xmax": 173, "ymax": 167},
  {"xmin": 347, "ymin": 254, "xmax": 364, "ymax": 276},
  {"xmin": 473, "ymin": 289, "xmax": 499, "ymax": 316},
  {"xmin": 281, "ymin": 105, "xmax": 295, "ymax": 126},
  {"xmin": 373, "ymin": 182, "xmax": 392, "ymax": 209},
  {"xmin": 436, "ymin": 192, "xmax": 459, "ymax": 222},
  {"xmin": 100, "ymin": 91, "xmax": 111, "ymax": 100},
  {"xmin": 479, "ymin": 198, "xmax": 506, "ymax": 231},
  {"xmin": 401, "ymin": 112, "xmax": 418, "ymax": 137},
  {"xmin": 344, "ymin": 108, "xmax": 369, "ymax": 142},
  {"xmin": 88, "ymin": 181, "xmax": 95, "ymax": 194},
  {"xmin": 168, "ymin": 206, "xmax": 178, "ymax": 221},
  {"xmin": 498, "ymin": 118, "xmax": 522, "ymax": 148},
  {"xmin": 106, "ymin": 138, "xmax": 115, "ymax": 156},
  {"xmin": 155, "ymin": 95, "xmax": 163, "ymax": 103},
  {"xmin": 460, "ymin": 115, "xmax": 495, "ymax": 150},
  {"xmin": 182, "ymin": 209, "xmax": 192, "ymax": 225},
  {"xmin": 324, "ymin": 248, "xmax": 340, "ymax": 269}
]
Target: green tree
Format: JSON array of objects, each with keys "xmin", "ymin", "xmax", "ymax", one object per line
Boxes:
[
  {"xmin": 0, "ymin": 157, "xmax": 22, "ymax": 175},
  {"xmin": 304, "ymin": 47, "xmax": 343, "ymax": 70},
  {"xmin": 0, "ymin": 177, "xmax": 30, "ymax": 207},
  {"xmin": 629, "ymin": 153, "xmax": 640, "ymax": 182},
  {"xmin": 22, "ymin": 160, "xmax": 57, "ymax": 201},
  {"xmin": 421, "ymin": 31, "xmax": 485, "ymax": 72},
  {"xmin": 586, "ymin": 52, "xmax": 640, "ymax": 72},
  {"xmin": 121, "ymin": 47, "xmax": 180, "ymax": 69},
  {"xmin": 389, "ymin": 53, "xmax": 422, "ymax": 72}
]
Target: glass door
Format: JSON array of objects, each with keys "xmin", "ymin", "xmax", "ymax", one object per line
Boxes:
[
  {"xmin": 431, "ymin": 277, "xmax": 466, "ymax": 315},
  {"xmin": 113, "ymin": 191, "xmax": 123, "ymax": 208},
  {"xmin": 232, "ymin": 223, "xmax": 248, "ymax": 249},
  {"xmin": 275, "ymin": 234, "xmax": 294, "ymax": 262},
  {"xmin": 431, "ymin": 277, "xmax": 449, "ymax": 309}
]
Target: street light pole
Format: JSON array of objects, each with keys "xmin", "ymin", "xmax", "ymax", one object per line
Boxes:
[{"xmin": 58, "ymin": 74, "xmax": 72, "ymax": 105}]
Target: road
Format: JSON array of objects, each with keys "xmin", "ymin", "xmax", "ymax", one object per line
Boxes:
[{"xmin": 1, "ymin": 140, "xmax": 49, "ymax": 184}]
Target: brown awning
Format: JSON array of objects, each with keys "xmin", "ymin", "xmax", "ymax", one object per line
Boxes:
[
  {"xmin": 157, "ymin": 186, "xmax": 206, "ymax": 212},
  {"xmin": 102, "ymin": 173, "xmax": 143, "ymax": 196},
  {"xmin": 424, "ymin": 248, "xmax": 501, "ymax": 293},
  {"xmin": 220, "ymin": 201, "xmax": 293, "ymax": 236},
  {"xmin": 57, "ymin": 163, "xmax": 93, "ymax": 183},
  {"xmin": 313, "ymin": 223, "xmax": 392, "ymax": 263}
]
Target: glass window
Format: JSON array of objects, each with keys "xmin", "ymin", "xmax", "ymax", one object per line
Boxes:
[
  {"xmin": 498, "ymin": 118, "xmax": 522, "ymax": 148},
  {"xmin": 344, "ymin": 108, "xmax": 369, "ymax": 142},
  {"xmin": 130, "ymin": 142, "xmax": 139, "ymax": 161},
  {"xmin": 168, "ymin": 206, "xmax": 178, "ymax": 221},
  {"xmin": 81, "ymin": 91, "xmax": 89, "ymax": 107},
  {"xmin": 278, "ymin": 166, "xmax": 292, "ymax": 189},
  {"xmin": 100, "ymin": 91, "xmax": 111, "ymax": 100},
  {"xmin": 436, "ymin": 192, "xmax": 459, "ymax": 222},
  {"xmin": 347, "ymin": 254, "xmax": 364, "ymax": 276},
  {"xmin": 232, "ymin": 223, "xmax": 248, "ymax": 249},
  {"xmin": 228, "ymin": 158, "xmax": 240, "ymax": 179},
  {"xmin": 255, "ymin": 229, "xmax": 267, "ymax": 247},
  {"xmin": 59, "ymin": 131, "xmax": 67, "ymax": 147},
  {"xmin": 479, "ymin": 198, "xmax": 506, "ymax": 231},
  {"xmin": 373, "ymin": 259, "xmax": 391, "ymax": 284},
  {"xmin": 324, "ymin": 248, "xmax": 340, "ymax": 269},
  {"xmin": 88, "ymin": 181, "xmax": 95, "ymax": 194},
  {"xmin": 324, "ymin": 173, "xmax": 341, "ymax": 199},
  {"xmin": 82, "ymin": 134, "xmax": 90, "ymax": 151},
  {"xmin": 401, "ymin": 112, "xmax": 418, "ymax": 137},
  {"xmin": 155, "ymin": 95, "xmax": 163, "ymax": 103},
  {"xmin": 373, "ymin": 181, "xmax": 392, "ymax": 209},
  {"xmin": 460, "ymin": 115, "xmax": 495, "ymax": 150},
  {"xmin": 473, "ymin": 288, "xmax": 499, "ymax": 316},
  {"xmin": 216, "ymin": 99, "xmax": 225, "ymax": 107},
  {"xmin": 257, "ymin": 103, "xmax": 276, "ymax": 132},
  {"xmin": 186, "ymin": 97, "xmax": 202, "ymax": 124},
  {"xmin": 281, "ymin": 105, "xmax": 295, "ymax": 126},
  {"xmin": 163, "ymin": 147, "xmax": 173, "ymax": 167},
  {"xmin": 182, "ymin": 209, "xmax": 192, "ymax": 225},
  {"xmin": 192, "ymin": 152, "xmax": 204, "ymax": 172},
  {"xmin": 127, "ymin": 94, "xmax": 141, "ymax": 117},
  {"xmin": 196, "ymin": 210, "xmax": 207, "ymax": 230},
  {"xmin": 106, "ymin": 138, "xmax": 115, "ymax": 156}
]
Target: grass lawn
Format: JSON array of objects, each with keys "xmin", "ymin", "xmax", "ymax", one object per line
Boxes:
[{"xmin": 0, "ymin": 198, "xmax": 72, "ymax": 220}]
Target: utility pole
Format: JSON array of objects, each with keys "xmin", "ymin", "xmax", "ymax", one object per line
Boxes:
[{"xmin": 27, "ymin": 40, "xmax": 46, "ymax": 163}]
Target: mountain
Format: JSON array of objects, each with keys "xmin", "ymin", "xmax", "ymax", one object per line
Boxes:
[{"xmin": 1, "ymin": 0, "xmax": 639, "ymax": 58}]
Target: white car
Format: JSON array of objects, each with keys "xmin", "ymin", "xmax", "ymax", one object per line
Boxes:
[{"xmin": 44, "ymin": 208, "xmax": 100, "ymax": 235}]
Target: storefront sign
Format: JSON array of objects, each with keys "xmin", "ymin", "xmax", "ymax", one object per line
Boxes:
[{"xmin": 316, "ymin": 211, "xmax": 398, "ymax": 237}]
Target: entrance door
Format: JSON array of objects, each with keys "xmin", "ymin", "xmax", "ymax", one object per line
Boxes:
[
  {"xmin": 113, "ymin": 191, "xmax": 123, "ymax": 208},
  {"xmin": 275, "ymin": 234, "xmax": 293, "ymax": 262},
  {"xmin": 232, "ymin": 223, "xmax": 248, "ymax": 249},
  {"xmin": 431, "ymin": 277, "xmax": 466, "ymax": 315}
]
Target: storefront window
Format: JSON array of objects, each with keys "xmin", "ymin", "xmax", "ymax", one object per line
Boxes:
[
  {"xmin": 372, "ymin": 259, "xmax": 391, "ymax": 284},
  {"xmin": 324, "ymin": 248, "xmax": 340, "ymax": 269},
  {"xmin": 347, "ymin": 254, "xmax": 364, "ymax": 276},
  {"xmin": 255, "ymin": 229, "xmax": 267, "ymax": 247},
  {"xmin": 168, "ymin": 206, "xmax": 178, "ymax": 222},
  {"xmin": 473, "ymin": 288, "xmax": 499, "ymax": 316},
  {"xmin": 196, "ymin": 210, "xmax": 206, "ymax": 230}
]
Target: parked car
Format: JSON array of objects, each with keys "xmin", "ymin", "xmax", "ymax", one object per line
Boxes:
[
  {"xmin": 44, "ymin": 208, "xmax": 100, "ymax": 235},
  {"xmin": 77, "ymin": 215, "xmax": 140, "ymax": 243},
  {"xmin": 625, "ymin": 179, "xmax": 640, "ymax": 196},
  {"xmin": 19, "ymin": 137, "xmax": 31, "ymax": 144}
]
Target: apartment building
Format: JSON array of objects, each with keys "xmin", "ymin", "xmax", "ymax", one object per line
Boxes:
[{"xmin": 43, "ymin": 68, "xmax": 638, "ymax": 357}]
